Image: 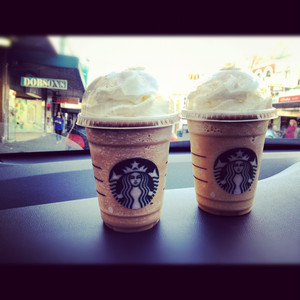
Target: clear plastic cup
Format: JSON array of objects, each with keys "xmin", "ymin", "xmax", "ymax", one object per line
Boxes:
[
  {"xmin": 182, "ymin": 108, "xmax": 277, "ymax": 216},
  {"xmin": 77, "ymin": 113, "xmax": 179, "ymax": 232}
]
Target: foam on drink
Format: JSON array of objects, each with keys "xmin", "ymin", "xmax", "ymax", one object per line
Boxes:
[
  {"xmin": 81, "ymin": 70, "xmax": 172, "ymax": 118},
  {"xmin": 186, "ymin": 69, "xmax": 272, "ymax": 112}
]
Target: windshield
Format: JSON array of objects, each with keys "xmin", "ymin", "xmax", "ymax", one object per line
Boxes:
[{"xmin": 1, "ymin": 35, "xmax": 300, "ymax": 154}]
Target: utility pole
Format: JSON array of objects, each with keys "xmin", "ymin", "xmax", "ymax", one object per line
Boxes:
[
  {"xmin": 59, "ymin": 36, "xmax": 66, "ymax": 55},
  {"xmin": 0, "ymin": 45, "xmax": 9, "ymax": 143}
]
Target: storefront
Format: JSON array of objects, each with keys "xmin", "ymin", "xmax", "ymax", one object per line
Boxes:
[
  {"xmin": 273, "ymin": 93, "xmax": 300, "ymax": 138},
  {"xmin": 55, "ymin": 97, "xmax": 81, "ymax": 132},
  {"xmin": 0, "ymin": 36, "xmax": 86, "ymax": 143},
  {"xmin": 250, "ymin": 54, "xmax": 300, "ymax": 138}
]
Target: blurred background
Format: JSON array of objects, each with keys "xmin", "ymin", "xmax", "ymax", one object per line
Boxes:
[{"xmin": 1, "ymin": 35, "xmax": 300, "ymax": 152}]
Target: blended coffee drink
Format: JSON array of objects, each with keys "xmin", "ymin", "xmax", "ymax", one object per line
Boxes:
[
  {"xmin": 77, "ymin": 70, "xmax": 179, "ymax": 232},
  {"xmin": 182, "ymin": 69, "xmax": 277, "ymax": 216}
]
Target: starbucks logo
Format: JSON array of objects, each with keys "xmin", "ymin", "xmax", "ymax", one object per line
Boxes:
[
  {"xmin": 109, "ymin": 158, "xmax": 159, "ymax": 209},
  {"xmin": 214, "ymin": 148, "xmax": 257, "ymax": 194}
]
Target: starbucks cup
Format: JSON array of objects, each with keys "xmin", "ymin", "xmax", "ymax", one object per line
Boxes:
[
  {"xmin": 77, "ymin": 113, "xmax": 179, "ymax": 232},
  {"xmin": 182, "ymin": 108, "xmax": 277, "ymax": 216}
]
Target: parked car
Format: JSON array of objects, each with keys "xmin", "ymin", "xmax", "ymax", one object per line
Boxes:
[
  {"xmin": 265, "ymin": 128, "xmax": 281, "ymax": 139},
  {"xmin": 65, "ymin": 123, "xmax": 89, "ymax": 150}
]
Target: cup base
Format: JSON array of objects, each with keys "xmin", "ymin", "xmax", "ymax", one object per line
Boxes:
[
  {"xmin": 197, "ymin": 202, "xmax": 252, "ymax": 216},
  {"xmin": 104, "ymin": 219, "xmax": 160, "ymax": 233}
]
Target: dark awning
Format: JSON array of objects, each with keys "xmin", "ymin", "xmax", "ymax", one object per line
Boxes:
[
  {"xmin": 61, "ymin": 107, "xmax": 81, "ymax": 114},
  {"xmin": 273, "ymin": 101, "xmax": 300, "ymax": 109},
  {"xmin": 7, "ymin": 36, "xmax": 86, "ymax": 98}
]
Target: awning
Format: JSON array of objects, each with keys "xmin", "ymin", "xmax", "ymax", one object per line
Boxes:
[
  {"xmin": 273, "ymin": 101, "xmax": 300, "ymax": 109},
  {"xmin": 8, "ymin": 43, "xmax": 86, "ymax": 99},
  {"xmin": 60, "ymin": 107, "xmax": 81, "ymax": 114}
]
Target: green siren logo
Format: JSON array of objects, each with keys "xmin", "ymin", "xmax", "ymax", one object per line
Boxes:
[
  {"xmin": 109, "ymin": 158, "xmax": 159, "ymax": 209},
  {"xmin": 214, "ymin": 148, "xmax": 257, "ymax": 194}
]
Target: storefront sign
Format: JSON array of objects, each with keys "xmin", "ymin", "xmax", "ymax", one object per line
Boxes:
[
  {"xmin": 279, "ymin": 95, "xmax": 300, "ymax": 103},
  {"xmin": 21, "ymin": 77, "xmax": 68, "ymax": 90},
  {"xmin": 55, "ymin": 97, "xmax": 79, "ymax": 104}
]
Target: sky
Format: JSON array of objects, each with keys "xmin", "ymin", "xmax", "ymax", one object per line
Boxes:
[{"xmin": 48, "ymin": 35, "xmax": 300, "ymax": 94}]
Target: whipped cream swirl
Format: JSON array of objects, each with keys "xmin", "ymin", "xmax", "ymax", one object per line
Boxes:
[
  {"xmin": 81, "ymin": 70, "xmax": 171, "ymax": 118},
  {"xmin": 186, "ymin": 69, "xmax": 272, "ymax": 112}
]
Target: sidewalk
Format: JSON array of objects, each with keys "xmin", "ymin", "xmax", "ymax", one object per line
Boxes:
[
  {"xmin": 0, "ymin": 132, "xmax": 71, "ymax": 153},
  {"xmin": 0, "ymin": 130, "xmax": 188, "ymax": 154}
]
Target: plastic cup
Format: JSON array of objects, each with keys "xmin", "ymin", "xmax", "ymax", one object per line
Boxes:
[
  {"xmin": 77, "ymin": 113, "xmax": 179, "ymax": 232},
  {"xmin": 182, "ymin": 108, "xmax": 277, "ymax": 216}
]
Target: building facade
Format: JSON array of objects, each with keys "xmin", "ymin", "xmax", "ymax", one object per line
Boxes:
[
  {"xmin": 0, "ymin": 36, "xmax": 86, "ymax": 143},
  {"xmin": 250, "ymin": 53, "xmax": 300, "ymax": 137}
]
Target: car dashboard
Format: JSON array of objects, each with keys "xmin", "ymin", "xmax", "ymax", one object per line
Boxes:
[
  {"xmin": 0, "ymin": 143, "xmax": 300, "ymax": 294},
  {"xmin": 0, "ymin": 148, "xmax": 300, "ymax": 210}
]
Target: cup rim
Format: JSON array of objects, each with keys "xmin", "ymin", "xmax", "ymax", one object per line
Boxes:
[
  {"xmin": 181, "ymin": 107, "xmax": 277, "ymax": 122},
  {"xmin": 77, "ymin": 112, "xmax": 180, "ymax": 129}
]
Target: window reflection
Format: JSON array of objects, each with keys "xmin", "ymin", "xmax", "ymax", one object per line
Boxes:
[{"xmin": 0, "ymin": 36, "xmax": 300, "ymax": 153}]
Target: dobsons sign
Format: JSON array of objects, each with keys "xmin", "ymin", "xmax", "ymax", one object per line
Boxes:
[{"xmin": 21, "ymin": 77, "xmax": 68, "ymax": 90}]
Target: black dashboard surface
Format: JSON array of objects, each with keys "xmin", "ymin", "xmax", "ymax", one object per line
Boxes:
[
  {"xmin": 0, "ymin": 150, "xmax": 300, "ymax": 210},
  {"xmin": 1, "ymin": 149, "xmax": 300, "ymax": 298},
  {"xmin": 0, "ymin": 150, "xmax": 300, "ymax": 266},
  {"xmin": 1, "ymin": 162, "xmax": 300, "ymax": 265}
]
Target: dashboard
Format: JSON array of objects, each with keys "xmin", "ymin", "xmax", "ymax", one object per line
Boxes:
[
  {"xmin": 1, "ymin": 145, "xmax": 299, "ymax": 295},
  {"xmin": 0, "ymin": 148, "xmax": 300, "ymax": 210}
]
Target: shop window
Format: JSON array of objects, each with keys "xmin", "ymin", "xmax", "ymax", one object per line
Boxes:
[
  {"xmin": 255, "ymin": 70, "xmax": 263, "ymax": 78},
  {"xmin": 27, "ymin": 104, "xmax": 36, "ymax": 123}
]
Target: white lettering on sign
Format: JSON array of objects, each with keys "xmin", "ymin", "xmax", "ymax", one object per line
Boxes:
[{"xmin": 21, "ymin": 77, "xmax": 68, "ymax": 90}]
